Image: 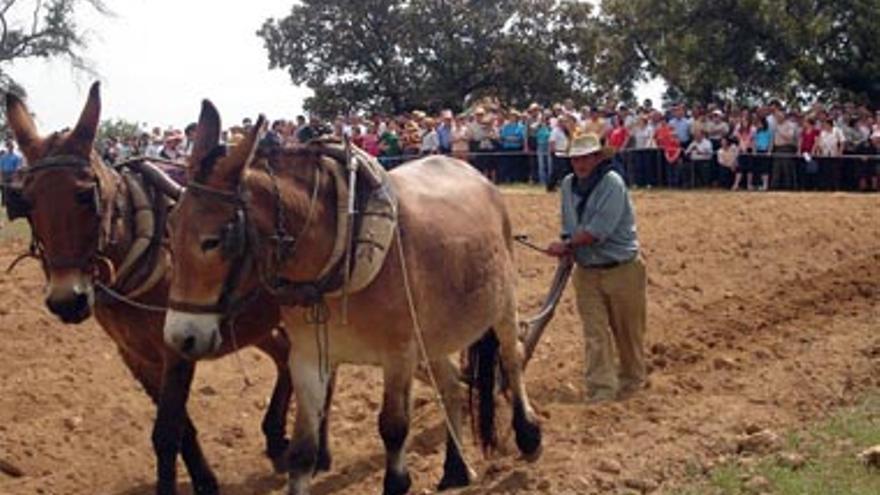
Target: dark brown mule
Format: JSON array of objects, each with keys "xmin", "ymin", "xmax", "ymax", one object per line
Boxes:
[
  {"xmin": 164, "ymin": 102, "xmax": 542, "ymax": 495},
  {"xmin": 4, "ymin": 84, "xmax": 330, "ymax": 495}
]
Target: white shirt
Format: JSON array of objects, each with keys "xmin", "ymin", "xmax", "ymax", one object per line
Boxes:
[
  {"xmin": 816, "ymin": 127, "xmax": 844, "ymax": 156},
  {"xmin": 550, "ymin": 126, "xmax": 569, "ymax": 157},
  {"xmin": 687, "ymin": 138, "xmax": 714, "ymax": 160}
]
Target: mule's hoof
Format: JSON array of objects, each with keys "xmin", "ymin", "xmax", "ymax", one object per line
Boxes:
[
  {"xmin": 437, "ymin": 466, "xmax": 473, "ymax": 491},
  {"xmin": 271, "ymin": 453, "xmax": 289, "ymax": 474},
  {"xmin": 515, "ymin": 422, "xmax": 543, "ymax": 461},
  {"xmin": 192, "ymin": 475, "xmax": 220, "ymax": 495},
  {"xmin": 383, "ymin": 470, "xmax": 412, "ymax": 495},
  {"xmin": 268, "ymin": 439, "xmax": 291, "ymax": 474},
  {"xmin": 315, "ymin": 449, "xmax": 332, "ymax": 473}
]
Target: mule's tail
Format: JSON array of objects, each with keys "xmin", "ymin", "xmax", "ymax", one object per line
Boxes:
[{"xmin": 468, "ymin": 328, "xmax": 499, "ymax": 453}]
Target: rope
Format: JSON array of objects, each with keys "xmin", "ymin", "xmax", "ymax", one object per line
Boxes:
[
  {"xmin": 95, "ymin": 282, "xmax": 167, "ymax": 313},
  {"xmin": 393, "ymin": 225, "xmax": 470, "ymax": 469},
  {"xmin": 227, "ymin": 315, "xmax": 254, "ymax": 392}
]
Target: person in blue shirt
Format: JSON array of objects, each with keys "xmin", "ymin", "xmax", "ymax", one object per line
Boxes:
[
  {"xmin": 0, "ymin": 139, "xmax": 23, "ymax": 184},
  {"xmin": 546, "ymin": 133, "xmax": 647, "ymax": 404},
  {"xmin": 498, "ymin": 111, "xmax": 526, "ymax": 183},
  {"xmin": 535, "ymin": 116, "xmax": 553, "ymax": 185},
  {"xmin": 753, "ymin": 117, "xmax": 774, "ymax": 190},
  {"xmin": 436, "ymin": 110, "xmax": 454, "ymax": 154}
]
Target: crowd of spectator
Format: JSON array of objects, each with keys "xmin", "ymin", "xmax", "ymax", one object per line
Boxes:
[{"xmin": 93, "ymin": 98, "xmax": 880, "ymax": 193}]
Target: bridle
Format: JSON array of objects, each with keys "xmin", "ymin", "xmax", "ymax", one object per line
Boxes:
[
  {"xmin": 167, "ymin": 147, "xmax": 325, "ymax": 319},
  {"xmin": 5, "ymin": 152, "xmax": 113, "ymax": 276}
]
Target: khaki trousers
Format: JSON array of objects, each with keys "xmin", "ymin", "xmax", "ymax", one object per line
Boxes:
[{"xmin": 571, "ymin": 257, "xmax": 647, "ymax": 394}]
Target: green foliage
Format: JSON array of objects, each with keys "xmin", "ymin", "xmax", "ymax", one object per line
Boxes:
[
  {"xmin": 257, "ymin": 0, "xmax": 602, "ymax": 115},
  {"xmin": 673, "ymin": 395, "xmax": 880, "ymax": 495},
  {"xmin": 600, "ymin": 0, "xmax": 880, "ymax": 107},
  {"xmin": 0, "ymin": 1, "xmax": 109, "ymax": 121},
  {"xmin": 97, "ymin": 118, "xmax": 142, "ymax": 143}
]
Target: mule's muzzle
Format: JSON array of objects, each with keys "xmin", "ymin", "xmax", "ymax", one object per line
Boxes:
[
  {"xmin": 163, "ymin": 310, "xmax": 223, "ymax": 360},
  {"xmin": 45, "ymin": 283, "xmax": 94, "ymax": 324}
]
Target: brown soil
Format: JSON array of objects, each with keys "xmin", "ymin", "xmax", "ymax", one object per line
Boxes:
[{"xmin": 1, "ymin": 190, "xmax": 878, "ymax": 494}]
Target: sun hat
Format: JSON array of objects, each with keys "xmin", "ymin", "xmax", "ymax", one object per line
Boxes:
[{"xmin": 566, "ymin": 133, "xmax": 603, "ymax": 158}]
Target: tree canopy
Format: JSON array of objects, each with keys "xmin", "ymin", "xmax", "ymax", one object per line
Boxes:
[
  {"xmin": 261, "ymin": 0, "xmax": 880, "ymax": 113},
  {"xmin": 600, "ymin": 0, "xmax": 880, "ymax": 107},
  {"xmin": 258, "ymin": 0, "xmax": 599, "ymax": 115},
  {"xmin": 0, "ymin": 0, "xmax": 108, "ymax": 96}
]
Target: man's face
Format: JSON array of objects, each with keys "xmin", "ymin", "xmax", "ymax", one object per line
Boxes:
[{"xmin": 571, "ymin": 152, "xmax": 602, "ymax": 178}]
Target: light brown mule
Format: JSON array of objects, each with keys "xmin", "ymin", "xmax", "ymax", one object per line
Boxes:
[
  {"xmin": 164, "ymin": 101, "xmax": 542, "ymax": 495},
  {"xmin": 3, "ymin": 84, "xmax": 327, "ymax": 495}
]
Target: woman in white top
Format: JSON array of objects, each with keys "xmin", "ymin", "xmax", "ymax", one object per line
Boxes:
[
  {"xmin": 717, "ymin": 136, "xmax": 739, "ymax": 189},
  {"xmin": 685, "ymin": 129, "xmax": 714, "ymax": 187}
]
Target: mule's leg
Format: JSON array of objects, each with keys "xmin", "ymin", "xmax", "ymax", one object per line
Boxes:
[
  {"xmin": 254, "ymin": 331, "xmax": 294, "ymax": 473},
  {"xmin": 286, "ymin": 347, "xmax": 330, "ymax": 495},
  {"xmin": 152, "ymin": 358, "xmax": 219, "ymax": 495},
  {"xmin": 118, "ymin": 349, "xmax": 217, "ymax": 495},
  {"xmin": 494, "ymin": 309, "xmax": 543, "ymax": 460},
  {"xmin": 316, "ymin": 368, "xmax": 336, "ymax": 473},
  {"xmin": 431, "ymin": 356, "xmax": 476, "ymax": 491},
  {"xmin": 380, "ymin": 359, "xmax": 415, "ymax": 495}
]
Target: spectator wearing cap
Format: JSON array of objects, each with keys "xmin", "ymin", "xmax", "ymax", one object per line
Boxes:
[
  {"xmin": 419, "ymin": 118, "xmax": 439, "ymax": 156},
  {"xmin": 772, "ymin": 111, "xmax": 799, "ymax": 189},
  {"xmin": 706, "ymin": 110, "xmax": 730, "ymax": 187},
  {"xmin": 470, "ymin": 109, "xmax": 499, "ymax": 182},
  {"xmin": 526, "ymin": 103, "xmax": 544, "ymax": 182},
  {"xmin": 160, "ymin": 130, "xmax": 185, "ymax": 162},
  {"xmin": 546, "ymin": 133, "xmax": 647, "ymax": 404}
]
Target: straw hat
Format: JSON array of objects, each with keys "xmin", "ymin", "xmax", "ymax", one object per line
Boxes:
[{"xmin": 566, "ymin": 133, "xmax": 603, "ymax": 158}]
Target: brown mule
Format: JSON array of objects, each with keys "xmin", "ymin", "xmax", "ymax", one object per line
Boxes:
[
  {"xmin": 4, "ymin": 84, "xmax": 332, "ymax": 495},
  {"xmin": 164, "ymin": 101, "xmax": 543, "ymax": 495}
]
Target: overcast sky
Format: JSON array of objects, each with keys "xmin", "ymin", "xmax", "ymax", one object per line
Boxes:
[{"xmin": 7, "ymin": 0, "xmax": 662, "ymax": 132}]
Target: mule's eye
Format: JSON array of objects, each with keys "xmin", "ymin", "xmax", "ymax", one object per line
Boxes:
[
  {"xmin": 75, "ymin": 188, "xmax": 96, "ymax": 207},
  {"xmin": 200, "ymin": 237, "xmax": 221, "ymax": 252}
]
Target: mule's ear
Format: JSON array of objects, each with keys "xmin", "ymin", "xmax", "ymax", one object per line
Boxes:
[
  {"xmin": 5, "ymin": 91, "xmax": 41, "ymax": 161},
  {"xmin": 191, "ymin": 99, "xmax": 222, "ymax": 165},
  {"xmin": 71, "ymin": 82, "xmax": 101, "ymax": 151},
  {"xmin": 224, "ymin": 114, "xmax": 267, "ymax": 179}
]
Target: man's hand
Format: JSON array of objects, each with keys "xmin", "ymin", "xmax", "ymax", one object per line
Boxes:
[
  {"xmin": 570, "ymin": 230, "xmax": 596, "ymax": 247},
  {"xmin": 546, "ymin": 241, "xmax": 571, "ymax": 258}
]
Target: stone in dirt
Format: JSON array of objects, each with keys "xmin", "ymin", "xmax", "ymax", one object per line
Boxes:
[
  {"xmin": 596, "ymin": 458, "xmax": 622, "ymax": 474},
  {"xmin": 744, "ymin": 475, "xmax": 771, "ymax": 493},
  {"xmin": 623, "ymin": 476, "xmax": 659, "ymax": 492},
  {"xmin": 713, "ymin": 356, "xmax": 737, "ymax": 370},
  {"xmin": 777, "ymin": 452, "xmax": 806, "ymax": 470},
  {"xmin": 0, "ymin": 458, "xmax": 25, "ymax": 478},
  {"xmin": 857, "ymin": 445, "xmax": 880, "ymax": 468},
  {"xmin": 737, "ymin": 429, "xmax": 782, "ymax": 455}
]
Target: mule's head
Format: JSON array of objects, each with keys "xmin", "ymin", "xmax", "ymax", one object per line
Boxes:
[
  {"xmin": 164, "ymin": 100, "xmax": 266, "ymax": 359},
  {"xmin": 6, "ymin": 82, "xmax": 112, "ymax": 323}
]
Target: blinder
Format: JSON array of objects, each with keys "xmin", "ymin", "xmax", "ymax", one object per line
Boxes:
[
  {"xmin": 220, "ymin": 207, "xmax": 248, "ymax": 260},
  {"xmin": 3, "ymin": 184, "xmax": 31, "ymax": 220}
]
